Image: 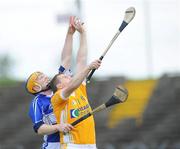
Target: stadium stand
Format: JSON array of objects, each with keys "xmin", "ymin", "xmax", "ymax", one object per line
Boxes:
[{"xmin": 1, "ymin": 75, "xmax": 180, "ymax": 149}]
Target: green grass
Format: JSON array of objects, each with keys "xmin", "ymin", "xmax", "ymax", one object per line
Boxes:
[{"xmin": 0, "ymin": 78, "xmax": 19, "ymax": 87}]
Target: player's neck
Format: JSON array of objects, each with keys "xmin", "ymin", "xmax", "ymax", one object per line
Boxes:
[{"xmin": 41, "ymin": 89, "xmax": 53, "ymax": 96}]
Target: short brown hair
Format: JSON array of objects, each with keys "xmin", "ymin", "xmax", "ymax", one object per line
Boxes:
[{"xmin": 49, "ymin": 74, "xmax": 60, "ymax": 93}]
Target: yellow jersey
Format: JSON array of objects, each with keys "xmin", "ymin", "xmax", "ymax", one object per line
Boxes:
[{"xmin": 51, "ymin": 83, "xmax": 96, "ymax": 144}]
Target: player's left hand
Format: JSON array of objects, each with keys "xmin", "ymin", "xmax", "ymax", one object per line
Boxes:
[{"xmin": 70, "ymin": 16, "xmax": 85, "ymax": 34}]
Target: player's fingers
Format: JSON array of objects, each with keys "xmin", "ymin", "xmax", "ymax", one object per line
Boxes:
[
  {"xmin": 93, "ymin": 64, "xmax": 100, "ymax": 69},
  {"xmin": 65, "ymin": 126, "xmax": 71, "ymax": 131},
  {"xmin": 97, "ymin": 59, "xmax": 102, "ymax": 63},
  {"xmin": 94, "ymin": 60, "xmax": 101, "ymax": 66},
  {"xmin": 64, "ymin": 124, "xmax": 72, "ymax": 131},
  {"xmin": 64, "ymin": 128, "xmax": 70, "ymax": 132},
  {"xmin": 62, "ymin": 125, "xmax": 69, "ymax": 132},
  {"xmin": 96, "ymin": 62, "xmax": 101, "ymax": 68},
  {"xmin": 70, "ymin": 16, "xmax": 79, "ymax": 29},
  {"xmin": 74, "ymin": 17, "xmax": 80, "ymax": 25},
  {"xmin": 67, "ymin": 124, "xmax": 74, "ymax": 129},
  {"xmin": 74, "ymin": 17, "xmax": 83, "ymax": 28}
]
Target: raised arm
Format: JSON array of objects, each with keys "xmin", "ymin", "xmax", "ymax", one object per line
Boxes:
[
  {"xmin": 76, "ymin": 28, "xmax": 87, "ymax": 72},
  {"xmin": 62, "ymin": 59, "xmax": 101, "ymax": 98},
  {"xmin": 61, "ymin": 17, "xmax": 76, "ymax": 69},
  {"xmin": 71, "ymin": 17, "xmax": 88, "ymax": 72}
]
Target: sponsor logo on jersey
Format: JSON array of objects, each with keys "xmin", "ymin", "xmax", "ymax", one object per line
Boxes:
[
  {"xmin": 70, "ymin": 104, "xmax": 91, "ymax": 119},
  {"xmin": 78, "ymin": 104, "xmax": 89, "ymax": 111},
  {"xmin": 70, "ymin": 109, "xmax": 79, "ymax": 118}
]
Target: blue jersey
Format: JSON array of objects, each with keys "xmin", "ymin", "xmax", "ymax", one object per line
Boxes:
[
  {"xmin": 29, "ymin": 93, "xmax": 59, "ymax": 143},
  {"xmin": 28, "ymin": 66, "xmax": 72, "ymax": 148}
]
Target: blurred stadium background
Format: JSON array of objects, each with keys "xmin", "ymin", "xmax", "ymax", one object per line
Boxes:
[{"xmin": 0, "ymin": 0, "xmax": 180, "ymax": 149}]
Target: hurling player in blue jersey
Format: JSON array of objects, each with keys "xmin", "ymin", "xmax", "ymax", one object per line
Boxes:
[{"xmin": 26, "ymin": 16, "xmax": 86, "ymax": 149}]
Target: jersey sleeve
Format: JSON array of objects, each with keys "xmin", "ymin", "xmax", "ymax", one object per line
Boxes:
[
  {"xmin": 28, "ymin": 97, "xmax": 44, "ymax": 133},
  {"xmin": 51, "ymin": 90, "xmax": 66, "ymax": 107}
]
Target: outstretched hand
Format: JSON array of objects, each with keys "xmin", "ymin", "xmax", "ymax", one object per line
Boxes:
[
  {"xmin": 70, "ymin": 16, "xmax": 85, "ymax": 34},
  {"xmin": 88, "ymin": 59, "xmax": 101, "ymax": 70}
]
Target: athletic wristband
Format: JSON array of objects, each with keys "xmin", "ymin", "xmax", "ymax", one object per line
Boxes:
[{"xmin": 58, "ymin": 65, "xmax": 65, "ymax": 73}]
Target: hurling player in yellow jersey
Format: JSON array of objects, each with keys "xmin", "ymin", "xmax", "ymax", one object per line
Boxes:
[
  {"xmin": 26, "ymin": 16, "xmax": 80, "ymax": 149},
  {"xmin": 50, "ymin": 19, "xmax": 102, "ymax": 149}
]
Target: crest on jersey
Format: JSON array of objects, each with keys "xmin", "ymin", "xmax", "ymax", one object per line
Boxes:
[
  {"xmin": 72, "ymin": 100, "xmax": 77, "ymax": 106},
  {"xmin": 70, "ymin": 109, "xmax": 79, "ymax": 118}
]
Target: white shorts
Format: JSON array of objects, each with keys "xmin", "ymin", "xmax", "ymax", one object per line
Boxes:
[
  {"xmin": 60, "ymin": 143, "xmax": 97, "ymax": 149},
  {"xmin": 43, "ymin": 142, "xmax": 60, "ymax": 149}
]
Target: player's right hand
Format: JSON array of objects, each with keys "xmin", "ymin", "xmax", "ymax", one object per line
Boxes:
[
  {"xmin": 88, "ymin": 59, "xmax": 101, "ymax": 70},
  {"xmin": 56, "ymin": 123, "xmax": 74, "ymax": 133}
]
